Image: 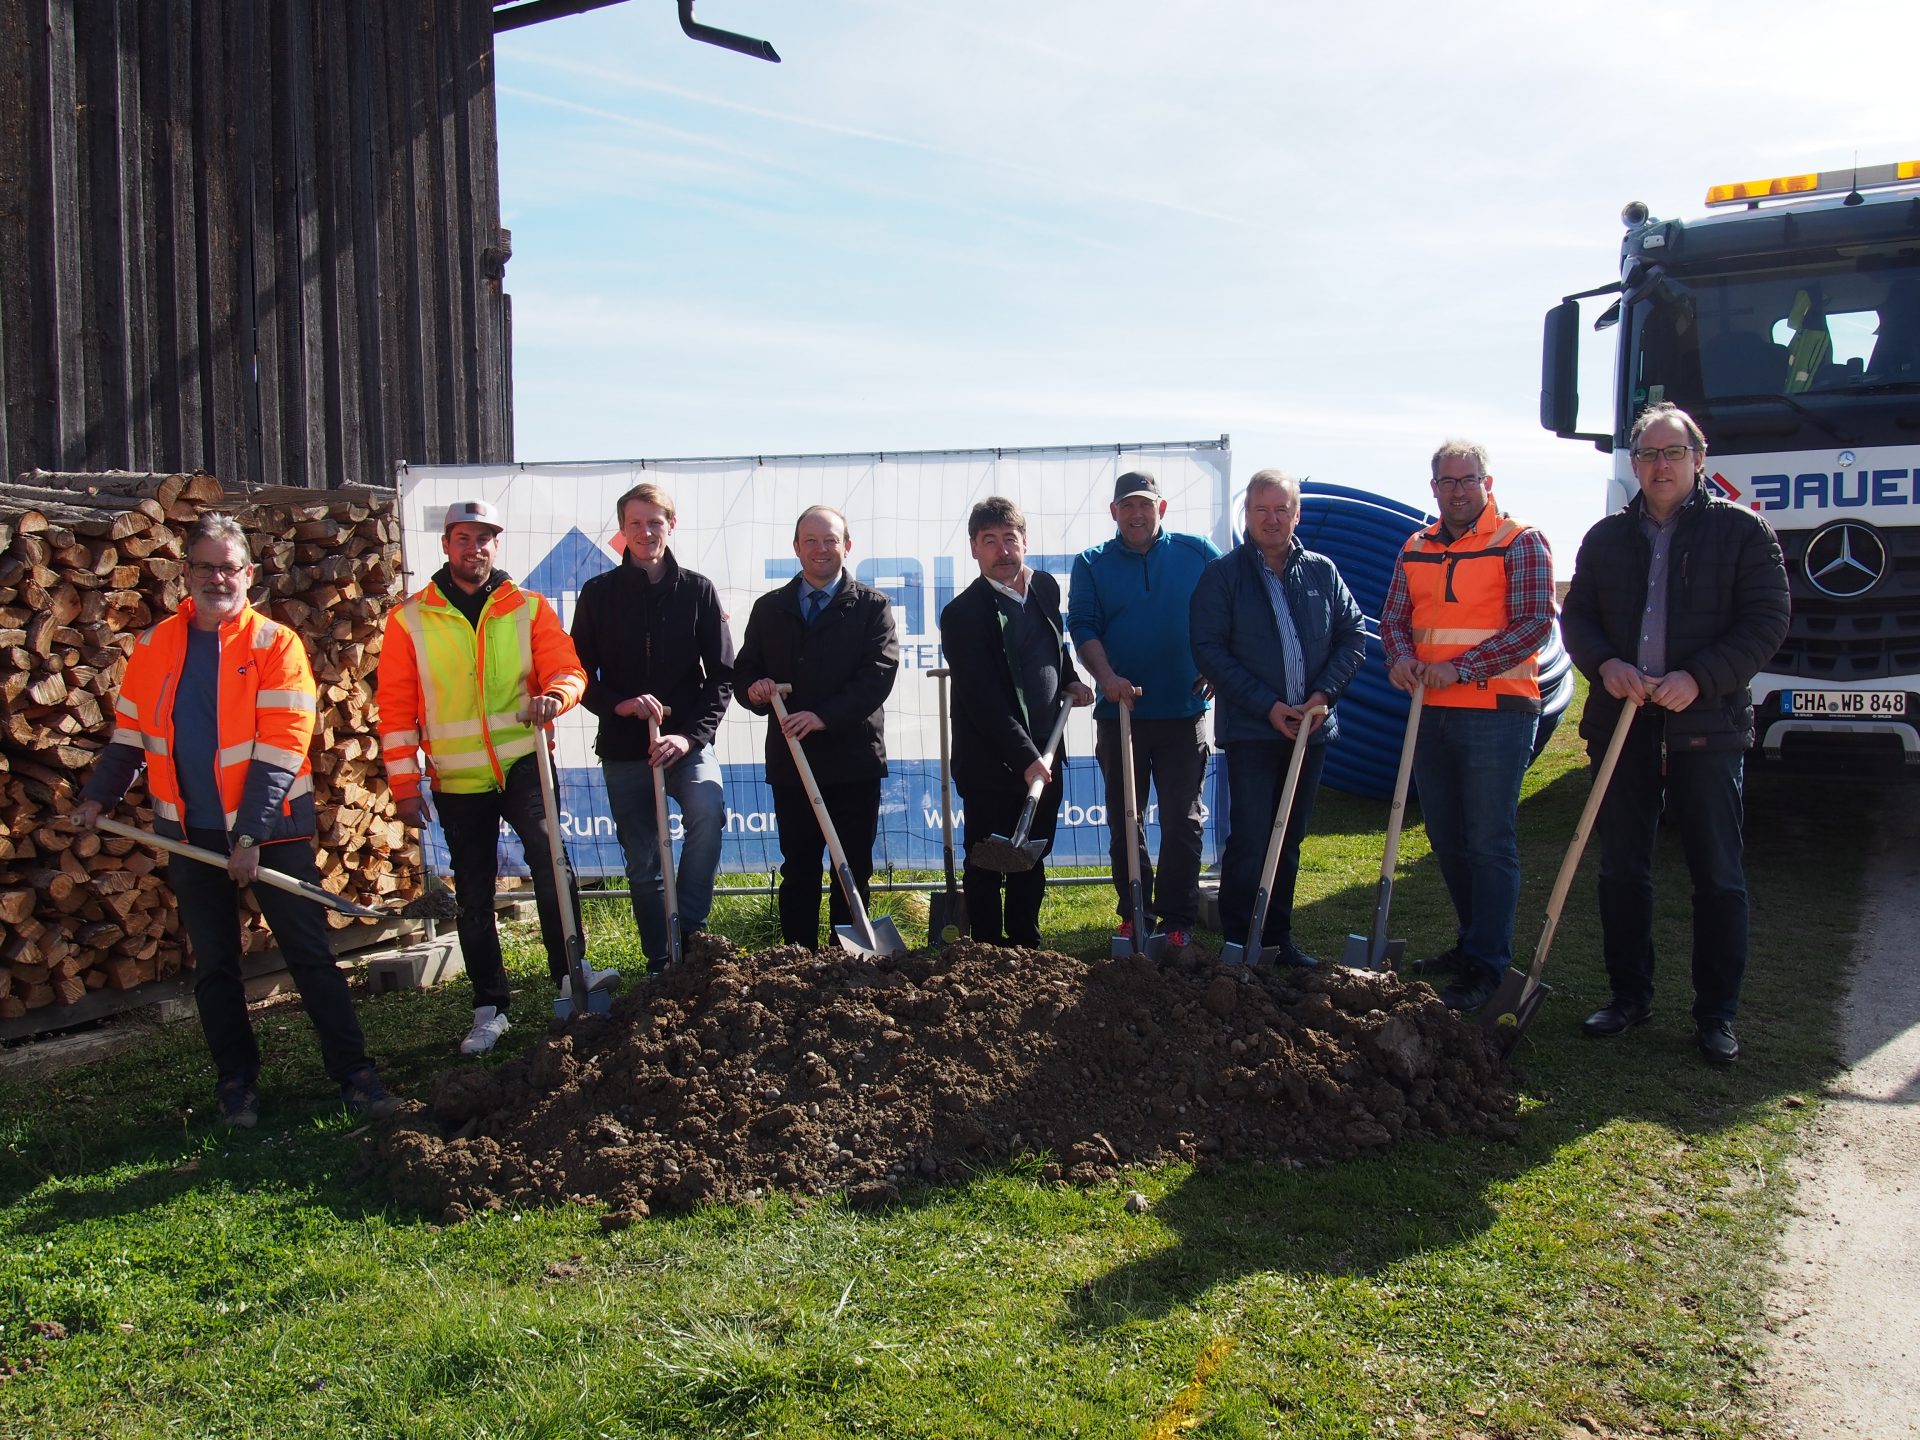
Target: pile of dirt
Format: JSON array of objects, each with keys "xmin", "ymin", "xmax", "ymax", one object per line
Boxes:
[{"xmin": 375, "ymin": 936, "xmax": 1517, "ymax": 1223}]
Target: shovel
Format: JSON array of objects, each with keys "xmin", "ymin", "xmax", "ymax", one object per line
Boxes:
[
  {"xmin": 1483, "ymin": 697, "xmax": 1637, "ymax": 1053},
  {"xmin": 1341, "ymin": 684, "xmax": 1422, "ymax": 971},
  {"xmin": 970, "ymin": 700, "xmax": 1073, "ymax": 874},
  {"xmin": 1219, "ymin": 703, "xmax": 1327, "ymax": 966},
  {"xmin": 771, "ymin": 686, "xmax": 906, "ymax": 959},
  {"xmin": 1110, "ymin": 689, "xmax": 1166, "ymax": 960},
  {"xmin": 533, "ymin": 720, "xmax": 612, "ymax": 1020},
  {"xmin": 649, "ymin": 709, "xmax": 683, "ymax": 968},
  {"xmin": 925, "ymin": 669, "xmax": 969, "ymax": 943},
  {"xmin": 95, "ymin": 815, "xmax": 457, "ymax": 922}
]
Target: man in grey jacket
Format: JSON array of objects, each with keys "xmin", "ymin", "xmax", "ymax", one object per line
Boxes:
[{"xmin": 1190, "ymin": 470, "xmax": 1366, "ymax": 967}]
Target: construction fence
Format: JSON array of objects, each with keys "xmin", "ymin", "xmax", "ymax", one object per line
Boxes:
[{"xmin": 398, "ymin": 440, "xmax": 1236, "ymax": 882}]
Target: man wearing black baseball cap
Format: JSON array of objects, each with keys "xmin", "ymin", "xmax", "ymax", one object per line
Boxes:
[{"xmin": 1067, "ymin": 470, "xmax": 1221, "ymax": 951}]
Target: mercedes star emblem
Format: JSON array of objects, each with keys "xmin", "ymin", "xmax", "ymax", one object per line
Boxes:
[{"xmin": 1803, "ymin": 521, "xmax": 1887, "ymax": 599}]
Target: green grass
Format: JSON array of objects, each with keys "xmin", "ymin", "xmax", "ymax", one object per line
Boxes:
[{"xmin": 0, "ymin": 681, "xmax": 1878, "ymax": 1438}]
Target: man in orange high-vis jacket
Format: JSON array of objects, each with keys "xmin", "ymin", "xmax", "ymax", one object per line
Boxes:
[
  {"xmin": 378, "ymin": 499, "xmax": 603, "ymax": 1057},
  {"xmin": 75, "ymin": 515, "xmax": 398, "ymax": 1130},
  {"xmin": 1381, "ymin": 439, "xmax": 1555, "ymax": 1013}
]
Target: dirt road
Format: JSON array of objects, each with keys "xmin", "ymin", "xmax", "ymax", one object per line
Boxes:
[{"xmin": 1760, "ymin": 792, "xmax": 1920, "ymax": 1438}]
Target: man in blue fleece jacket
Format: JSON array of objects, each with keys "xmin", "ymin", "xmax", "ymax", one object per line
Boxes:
[{"xmin": 1067, "ymin": 471, "xmax": 1221, "ymax": 948}]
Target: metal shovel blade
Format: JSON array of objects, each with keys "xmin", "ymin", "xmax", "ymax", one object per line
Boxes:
[
  {"xmin": 928, "ymin": 890, "xmax": 965, "ymax": 944},
  {"xmin": 552, "ymin": 986, "xmax": 615, "ymax": 1021},
  {"xmin": 1217, "ymin": 939, "xmax": 1281, "ymax": 967},
  {"xmin": 1484, "ymin": 974, "xmax": 1550, "ymax": 1055},
  {"xmin": 1339, "ymin": 930, "xmax": 1406, "ymax": 971},
  {"xmin": 1111, "ymin": 930, "xmax": 1168, "ymax": 960},
  {"xmin": 970, "ymin": 832, "xmax": 1044, "ymax": 874},
  {"xmin": 1340, "ymin": 874, "xmax": 1406, "ymax": 971},
  {"xmin": 834, "ymin": 913, "xmax": 907, "ymax": 960}
]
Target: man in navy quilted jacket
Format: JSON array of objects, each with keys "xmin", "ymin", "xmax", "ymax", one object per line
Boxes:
[{"xmin": 1190, "ymin": 471, "xmax": 1366, "ymax": 968}]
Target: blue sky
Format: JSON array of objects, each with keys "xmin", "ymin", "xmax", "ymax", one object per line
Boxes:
[{"xmin": 493, "ymin": 0, "xmax": 1915, "ymax": 572}]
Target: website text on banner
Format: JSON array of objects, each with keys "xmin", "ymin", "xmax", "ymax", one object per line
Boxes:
[{"xmin": 397, "ymin": 442, "xmax": 1234, "ymax": 879}]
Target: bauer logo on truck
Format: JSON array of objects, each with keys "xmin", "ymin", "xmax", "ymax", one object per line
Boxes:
[{"xmin": 1748, "ymin": 469, "xmax": 1917, "ymax": 513}]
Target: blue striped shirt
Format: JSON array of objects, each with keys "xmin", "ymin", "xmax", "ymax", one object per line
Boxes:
[{"xmin": 1255, "ymin": 552, "xmax": 1306, "ymax": 706}]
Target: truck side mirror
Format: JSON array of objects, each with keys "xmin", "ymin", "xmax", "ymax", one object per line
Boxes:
[{"xmin": 1541, "ymin": 300, "xmax": 1582, "ymax": 436}]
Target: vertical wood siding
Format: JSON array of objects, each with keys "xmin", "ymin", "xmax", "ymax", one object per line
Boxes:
[{"xmin": 0, "ymin": 0, "xmax": 514, "ymax": 490}]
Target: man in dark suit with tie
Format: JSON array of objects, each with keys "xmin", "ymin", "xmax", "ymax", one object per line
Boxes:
[
  {"xmin": 736, "ymin": 506, "xmax": 901, "ymax": 947},
  {"xmin": 940, "ymin": 496, "xmax": 1093, "ymax": 947}
]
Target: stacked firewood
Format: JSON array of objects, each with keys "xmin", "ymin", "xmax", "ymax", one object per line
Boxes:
[{"xmin": 0, "ymin": 471, "xmax": 419, "ymax": 1020}]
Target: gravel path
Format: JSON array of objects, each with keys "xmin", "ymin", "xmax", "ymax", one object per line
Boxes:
[{"xmin": 1759, "ymin": 793, "xmax": 1920, "ymax": 1438}]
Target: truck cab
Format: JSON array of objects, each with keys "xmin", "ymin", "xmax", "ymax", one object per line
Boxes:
[{"xmin": 1542, "ymin": 160, "xmax": 1920, "ymax": 769}]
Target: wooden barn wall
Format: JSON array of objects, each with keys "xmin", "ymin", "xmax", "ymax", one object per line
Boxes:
[{"xmin": 0, "ymin": 0, "xmax": 513, "ymax": 492}]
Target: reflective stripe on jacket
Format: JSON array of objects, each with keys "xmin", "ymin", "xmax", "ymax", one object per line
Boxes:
[
  {"xmin": 95, "ymin": 601, "xmax": 318, "ymax": 840},
  {"xmin": 376, "ymin": 577, "xmax": 586, "ymax": 797},
  {"xmin": 1398, "ymin": 507, "xmax": 1541, "ymax": 712}
]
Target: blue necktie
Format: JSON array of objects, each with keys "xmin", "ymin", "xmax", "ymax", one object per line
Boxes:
[{"xmin": 806, "ymin": 589, "xmax": 827, "ymax": 625}]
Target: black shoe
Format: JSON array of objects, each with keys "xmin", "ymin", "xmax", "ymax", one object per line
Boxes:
[
  {"xmin": 1410, "ymin": 943, "xmax": 1469, "ymax": 979},
  {"xmin": 1439, "ymin": 966, "xmax": 1501, "ymax": 1011},
  {"xmin": 1696, "ymin": 1020, "xmax": 1740, "ymax": 1064},
  {"xmin": 1276, "ymin": 943, "xmax": 1319, "ymax": 970},
  {"xmin": 340, "ymin": 1065, "xmax": 401, "ymax": 1120},
  {"xmin": 215, "ymin": 1074, "xmax": 259, "ymax": 1130},
  {"xmin": 1581, "ymin": 999, "xmax": 1653, "ymax": 1038}
]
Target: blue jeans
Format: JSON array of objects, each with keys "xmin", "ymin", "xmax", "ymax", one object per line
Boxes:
[
  {"xmin": 1219, "ymin": 739, "xmax": 1327, "ymax": 949},
  {"xmin": 1593, "ymin": 719, "xmax": 1748, "ymax": 1023},
  {"xmin": 603, "ymin": 745, "xmax": 724, "ymax": 963},
  {"xmin": 1411, "ymin": 706, "xmax": 1537, "ymax": 977}
]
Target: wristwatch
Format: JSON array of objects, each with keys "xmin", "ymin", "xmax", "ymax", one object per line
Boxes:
[{"xmin": 234, "ymin": 834, "xmax": 260, "ymax": 850}]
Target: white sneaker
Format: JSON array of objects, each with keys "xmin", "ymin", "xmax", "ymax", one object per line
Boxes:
[{"xmin": 459, "ymin": 1006, "xmax": 511, "ymax": 1056}]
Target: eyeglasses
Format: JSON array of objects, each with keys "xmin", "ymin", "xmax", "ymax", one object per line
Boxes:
[
  {"xmin": 1630, "ymin": 444, "xmax": 1695, "ymax": 464},
  {"xmin": 1432, "ymin": 475, "xmax": 1484, "ymax": 491},
  {"xmin": 189, "ymin": 563, "xmax": 248, "ymax": 580}
]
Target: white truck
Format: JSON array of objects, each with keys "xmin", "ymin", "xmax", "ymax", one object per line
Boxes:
[{"xmin": 1542, "ymin": 159, "xmax": 1920, "ymax": 769}]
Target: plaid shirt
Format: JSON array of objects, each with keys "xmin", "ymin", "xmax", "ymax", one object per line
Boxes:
[{"xmin": 1381, "ymin": 521, "xmax": 1555, "ymax": 682}]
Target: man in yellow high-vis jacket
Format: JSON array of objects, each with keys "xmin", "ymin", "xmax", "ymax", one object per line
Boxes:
[{"xmin": 378, "ymin": 499, "xmax": 600, "ymax": 1056}]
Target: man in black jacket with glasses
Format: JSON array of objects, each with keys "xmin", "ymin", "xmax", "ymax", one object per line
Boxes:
[{"xmin": 1562, "ymin": 402, "xmax": 1789, "ymax": 1064}]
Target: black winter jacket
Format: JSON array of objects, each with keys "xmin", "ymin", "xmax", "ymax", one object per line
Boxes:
[
  {"xmin": 1561, "ymin": 481, "xmax": 1789, "ymax": 751},
  {"xmin": 735, "ymin": 574, "xmax": 899, "ymax": 787},
  {"xmin": 940, "ymin": 570, "xmax": 1083, "ymax": 795},
  {"xmin": 570, "ymin": 550, "xmax": 734, "ymax": 761}
]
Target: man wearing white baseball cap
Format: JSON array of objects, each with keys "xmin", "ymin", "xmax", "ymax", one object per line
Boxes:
[{"xmin": 379, "ymin": 499, "xmax": 610, "ymax": 1055}]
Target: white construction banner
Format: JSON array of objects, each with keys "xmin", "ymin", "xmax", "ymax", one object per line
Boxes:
[{"xmin": 397, "ymin": 440, "xmax": 1233, "ymax": 878}]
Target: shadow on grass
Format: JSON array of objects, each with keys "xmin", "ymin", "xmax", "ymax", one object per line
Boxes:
[
  {"xmin": 0, "ymin": 982, "xmax": 504, "ymax": 1221},
  {"xmin": 1065, "ymin": 1134, "xmax": 1518, "ymax": 1330},
  {"xmin": 1067, "ymin": 738, "xmax": 1883, "ymax": 1330}
]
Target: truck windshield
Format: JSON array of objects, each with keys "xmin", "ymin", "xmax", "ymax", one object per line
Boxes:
[{"xmin": 1622, "ymin": 250, "xmax": 1920, "ymax": 453}]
